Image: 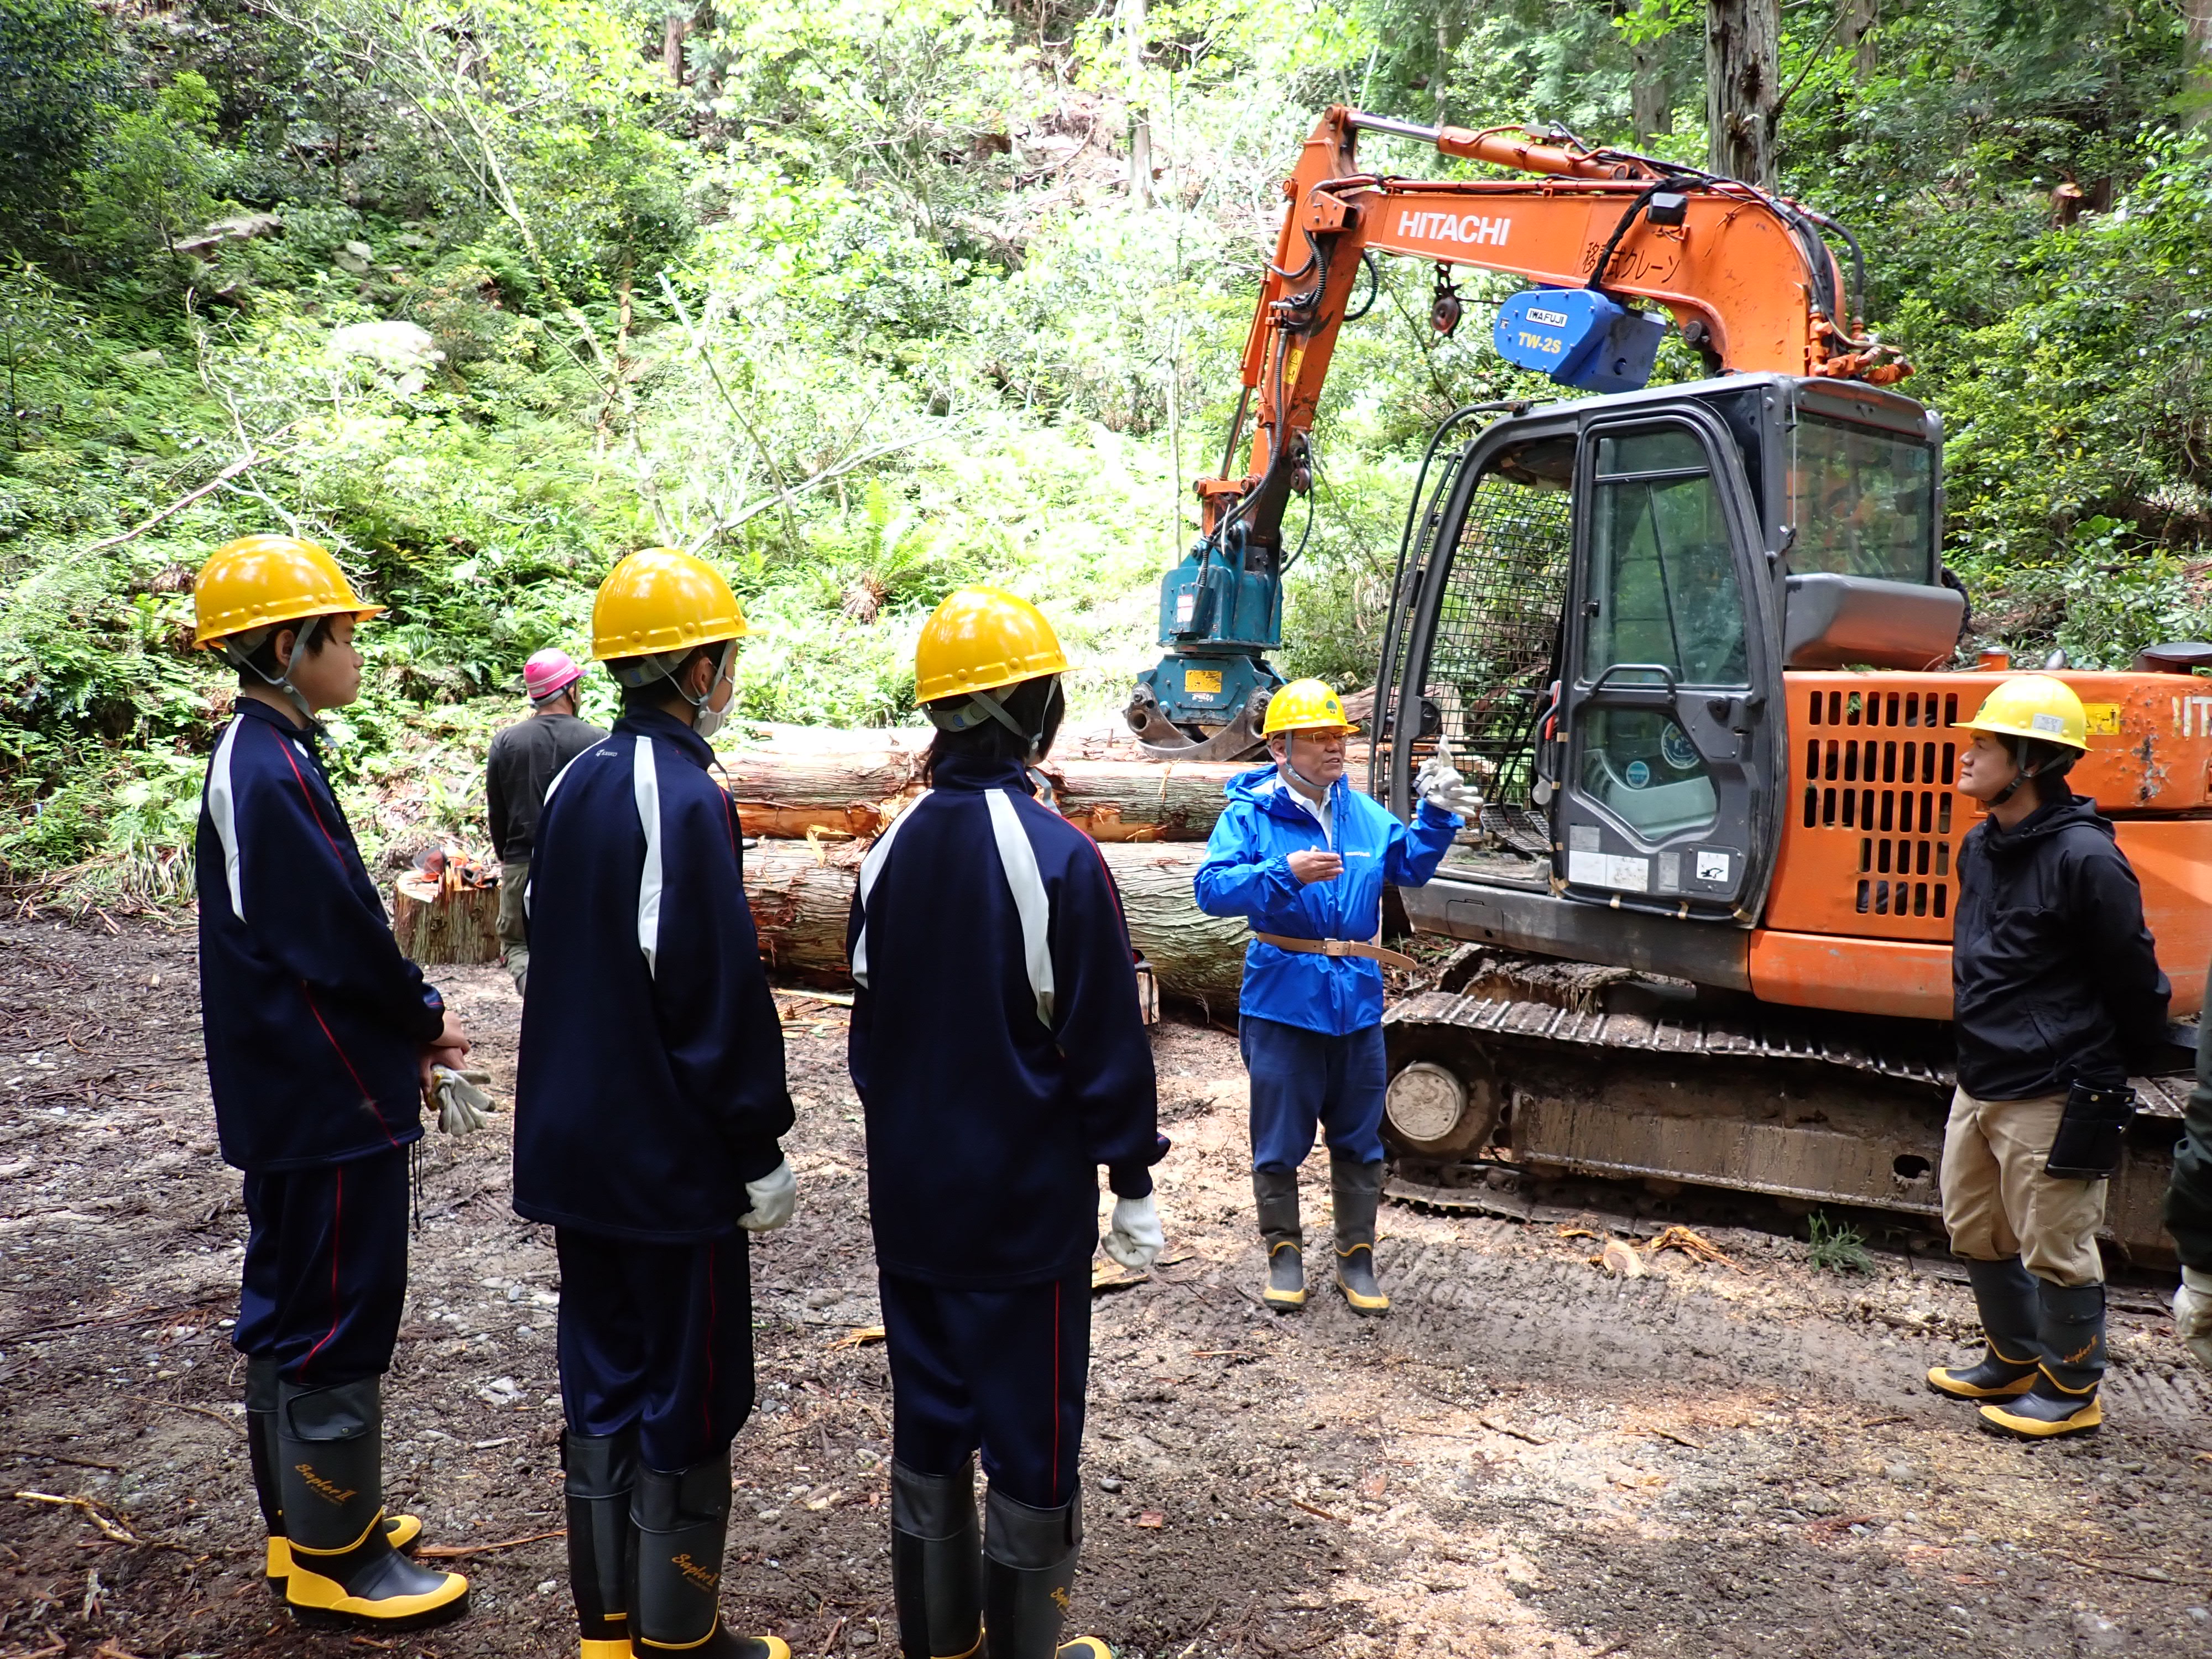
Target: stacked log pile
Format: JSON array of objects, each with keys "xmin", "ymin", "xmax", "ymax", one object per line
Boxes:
[{"xmin": 726, "ymin": 727, "xmax": 1256, "ymax": 1011}]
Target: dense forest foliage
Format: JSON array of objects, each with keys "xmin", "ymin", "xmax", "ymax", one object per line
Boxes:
[{"xmin": 1, "ymin": 0, "xmax": 2208, "ymax": 901}]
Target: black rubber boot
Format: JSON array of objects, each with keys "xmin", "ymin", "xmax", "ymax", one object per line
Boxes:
[
  {"xmin": 980, "ymin": 1488, "xmax": 1110, "ymax": 1658},
  {"xmin": 1980, "ymin": 1280, "xmax": 2106, "ymax": 1439},
  {"xmin": 629, "ymin": 1447, "xmax": 790, "ymax": 1658},
  {"xmin": 1928, "ymin": 1257, "xmax": 2043, "ymax": 1400},
  {"xmin": 891, "ymin": 1457, "xmax": 983, "ymax": 1659},
  {"xmin": 275, "ymin": 1378, "xmax": 468, "ymax": 1629},
  {"xmin": 249, "ymin": 1359, "xmax": 420, "ymax": 1597},
  {"xmin": 565, "ymin": 1428, "xmax": 637, "ymax": 1659},
  {"xmin": 1253, "ymin": 1168, "xmax": 1305, "ymax": 1311},
  {"xmin": 1329, "ymin": 1156, "xmax": 1390, "ymax": 1316}
]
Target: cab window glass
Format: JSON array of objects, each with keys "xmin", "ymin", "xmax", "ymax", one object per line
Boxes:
[
  {"xmin": 1581, "ymin": 427, "xmax": 1748, "ymax": 687},
  {"xmin": 1788, "ymin": 415, "xmax": 1934, "ymax": 582}
]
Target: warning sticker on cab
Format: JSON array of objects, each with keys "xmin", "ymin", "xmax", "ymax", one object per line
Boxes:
[
  {"xmin": 1567, "ymin": 849, "xmax": 1650, "ymax": 893},
  {"xmin": 2082, "ymin": 702, "xmax": 2121, "ymax": 736},
  {"xmin": 1183, "ymin": 667, "xmax": 1223, "ymax": 695}
]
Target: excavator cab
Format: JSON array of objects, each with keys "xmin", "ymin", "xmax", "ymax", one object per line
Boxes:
[{"xmin": 1373, "ymin": 373, "xmax": 1957, "ymax": 951}]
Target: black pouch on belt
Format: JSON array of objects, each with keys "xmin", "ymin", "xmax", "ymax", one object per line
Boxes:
[{"xmin": 2043, "ymin": 1081, "xmax": 2137, "ymax": 1180}]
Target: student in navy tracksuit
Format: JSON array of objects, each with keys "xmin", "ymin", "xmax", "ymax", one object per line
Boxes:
[
  {"xmin": 1194, "ymin": 680, "xmax": 1479, "ymax": 1317},
  {"xmin": 191, "ymin": 534, "xmax": 471, "ymax": 1630},
  {"xmin": 512, "ymin": 548, "xmax": 796, "ymax": 1659},
  {"xmin": 848, "ymin": 588, "xmax": 1163, "ymax": 1659}
]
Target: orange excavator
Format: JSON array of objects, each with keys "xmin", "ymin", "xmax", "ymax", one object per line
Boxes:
[{"xmin": 1133, "ymin": 107, "xmax": 2212, "ymax": 1258}]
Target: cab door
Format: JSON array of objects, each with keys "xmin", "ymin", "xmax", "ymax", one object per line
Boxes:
[{"xmin": 1552, "ymin": 411, "xmax": 1778, "ymax": 921}]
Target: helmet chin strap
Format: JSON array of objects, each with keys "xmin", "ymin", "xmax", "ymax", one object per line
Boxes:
[
  {"xmin": 219, "ymin": 615, "xmax": 326, "ymax": 731},
  {"xmin": 1276, "ymin": 738, "xmax": 1331, "ymax": 798},
  {"xmin": 926, "ymin": 682, "xmax": 1056, "ymax": 763}
]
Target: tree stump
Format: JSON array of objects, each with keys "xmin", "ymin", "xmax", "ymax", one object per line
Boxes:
[{"xmin": 392, "ymin": 873, "xmax": 504, "ymax": 966}]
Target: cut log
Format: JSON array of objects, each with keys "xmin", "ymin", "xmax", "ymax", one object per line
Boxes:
[
  {"xmin": 739, "ymin": 836, "xmax": 1250, "ymax": 1010},
  {"xmin": 743, "ymin": 838, "xmax": 869, "ymax": 988},
  {"xmin": 717, "ymin": 744, "xmax": 922, "ymax": 841},
  {"xmin": 1044, "ymin": 760, "xmax": 1244, "ymax": 842},
  {"xmin": 392, "ymin": 873, "xmax": 503, "ymax": 966},
  {"xmin": 716, "ymin": 740, "xmax": 1246, "ymax": 842},
  {"xmin": 1099, "ymin": 842, "xmax": 1250, "ymax": 1013}
]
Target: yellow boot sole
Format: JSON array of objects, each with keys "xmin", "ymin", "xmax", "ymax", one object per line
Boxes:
[
  {"xmin": 580, "ymin": 1640, "xmax": 633, "ymax": 1659},
  {"xmin": 1925, "ymin": 1364, "xmax": 2037, "ymax": 1401},
  {"xmin": 1978, "ymin": 1395, "xmax": 2102, "ymax": 1439},
  {"xmin": 285, "ymin": 1561, "xmax": 469, "ymax": 1630}
]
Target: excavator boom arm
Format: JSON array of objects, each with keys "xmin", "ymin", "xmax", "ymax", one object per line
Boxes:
[{"xmin": 1212, "ymin": 107, "xmax": 1884, "ymax": 547}]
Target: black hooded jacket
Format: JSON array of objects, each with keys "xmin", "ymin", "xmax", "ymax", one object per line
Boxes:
[{"xmin": 1952, "ymin": 794, "xmax": 2170, "ymax": 1100}]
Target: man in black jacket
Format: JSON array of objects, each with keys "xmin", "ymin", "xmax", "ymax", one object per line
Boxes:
[
  {"xmin": 1928, "ymin": 676, "xmax": 2169, "ymax": 1439},
  {"xmin": 2167, "ymin": 980, "xmax": 2212, "ymax": 1373},
  {"xmin": 486, "ymin": 648, "xmax": 604, "ymax": 993}
]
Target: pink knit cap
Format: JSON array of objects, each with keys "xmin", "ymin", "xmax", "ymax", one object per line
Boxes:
[{"xmin": 524, "ymin": 648, "xmax": 584, "ymax": 702}]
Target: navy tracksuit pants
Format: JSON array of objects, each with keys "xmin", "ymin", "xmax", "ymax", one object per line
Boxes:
[
  {"xmin": 879, "ymin": 1265, "xmax": 1090, "ymax": 1510},
  {"xmin": 1241, "ymin": 1014, "xmax": 1387, "ymax": 1172},
  {"xmin": 555, "ymin": 1229, "xmax": 756, "ymax": 1473},
  {"xmin": 234, "ymin": 1147, "xmax": 411, "ymax": 1386}
]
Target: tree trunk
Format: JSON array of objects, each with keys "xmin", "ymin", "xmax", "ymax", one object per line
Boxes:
[
  {"xmin": 2185, "ymin": 0, "xmax": 2212, "ymax": 129},
  {"xmin": 1840, "ymin": 0, "xmax": 1879, "ymax": 81},
  {"xmin": 663, "ymin": 11, "xmax": 690, "ymax": 85},
  {"xmin": 739, "ymin": 838, "xmax": 1250, "ymax": 1010},
  {"xmin": 1122, "ymin": 0, "xmax": 1151, "ymax": 206},
  {"xmin": 1704, "ymin": 0, "xmax": 1781, "ymax": 188},
  {"xmin": 392, "ymin": 873, "xmax": 503, "ymax": 966},
  {"xmin": 1630, "ymin": 37, "xmax": 1671, "ymax": 142},
  {"xmin": 1433, "ymin": 3, "xmax": 1460, "ymax": 126}
]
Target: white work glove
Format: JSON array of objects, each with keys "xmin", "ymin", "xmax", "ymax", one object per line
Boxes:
[
  {"xmin": 2175, "ymin": 1266, "xmax": 2212, "ymax": 1373},
  {"xmin": 1103, "ymin": 1193, "xmax": 1164, "ymax": 1270},
  {"xmin": 1414, "ymin": 738, "xmax": 1485, "ymax": 820},
  {"xmin": 430, "ymin": 1066, "xmax": 492, "ymax": 1136},
  {"xmin": 738, "ymin": 1159, "xmax": 796, "ymax": 1232}
]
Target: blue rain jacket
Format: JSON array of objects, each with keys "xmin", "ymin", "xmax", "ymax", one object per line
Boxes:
[
  {"xmin": 1193, "ymin": 766, "xmax": 1459, "ymax": 1037},
  {"xmin": 846, "ymin": 754, "xmax": 1163, "ymax": 1290},
  {"xmin": 513, "ymin": 708, "xmax": 793, "ymax": 1243},
  {"xmin": 196, "ymin": 698, "xmax": 447, "ymax": 1171}
]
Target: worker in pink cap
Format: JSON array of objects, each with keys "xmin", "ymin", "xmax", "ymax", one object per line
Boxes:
[{"xmin": 487, "ymin": 648, "xmax": 606, "ymax": 992}]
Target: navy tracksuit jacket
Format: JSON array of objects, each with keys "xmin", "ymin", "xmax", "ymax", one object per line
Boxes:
[
  {"xmin": 513, "ymin": 707, "xmax": 794, "ymax": 1467},
  {"xmin": 196, "ymin": 698, "xmax": 446, "ymax": 1384},
  {"xmin": 846, "ymin": 752, "xmax": 1161, "ymax": 1505}
]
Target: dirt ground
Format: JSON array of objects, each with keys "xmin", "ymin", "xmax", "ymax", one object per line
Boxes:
[{"xmin": 3, "ymin": 912, "xmax": 2211, "ymax": 1659}]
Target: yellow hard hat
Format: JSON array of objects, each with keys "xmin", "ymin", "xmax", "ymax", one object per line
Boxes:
[
  {"xmin": 1955, "ymin": 674, "xmax": 2089, "ymax": 752},
  {"xmin": 192, "ymin": 534, "xmax": 383, "ymax": 648},
  {"xmin": 915, "ymin": 587, "xmax": 1068, "ymax": 703},
  {"xmin": 1263, "ymin": 677, "xmax": 1350, "ymax": 736},
  {"xmin": 591, "ymin": 547, "xmax": 753, "ymax": 661}
]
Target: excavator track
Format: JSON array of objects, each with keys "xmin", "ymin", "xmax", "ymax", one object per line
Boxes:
[{"xmin": 1380, "ymin": 955, "xmax": 2189, "ymax": 1263}]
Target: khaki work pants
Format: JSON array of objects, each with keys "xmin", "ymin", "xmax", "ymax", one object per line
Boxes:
[
  {"xmin": 1939, "ymin": 1085, "xmax": 2106, "ymax": 1286},
  {"xmin": 498, "ymin": 858, "xmax": 530, "ymax": 993}
]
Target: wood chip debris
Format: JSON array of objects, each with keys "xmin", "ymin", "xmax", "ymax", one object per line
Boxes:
[
  {"xmin": 415, "ymin": 1527, "xmax": 566, "ymax": 1561},
  {"xmin": 828, "ymin": 1326, "xmax": 886, "ymax": 1349}
]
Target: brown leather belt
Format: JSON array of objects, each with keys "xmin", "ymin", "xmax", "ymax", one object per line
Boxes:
[{"xmin": 1251, "ymin": 932, "xmax": 1417, "ymax": 974}]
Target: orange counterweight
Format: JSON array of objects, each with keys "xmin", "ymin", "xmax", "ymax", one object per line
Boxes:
[{"xmin": 1754, "ymin": 671, "xmax": 2212, "ymax": 1020}]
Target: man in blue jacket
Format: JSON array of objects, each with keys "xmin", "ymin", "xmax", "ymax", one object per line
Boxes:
[
  {"xmin": 514, "ymin": 548, "xmax": 797, "ymax": 1659},
  {"xmin": 192, "ymin": 534, "xmax": 472, "ymax": 1629},
  {"xmin": 1194, "ymin": 680, "xmax": 1480, "ymax": 1316},
  {"xmin": 848, "ymin": 588, "xmax": 1163, "ymax": 1659}
]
